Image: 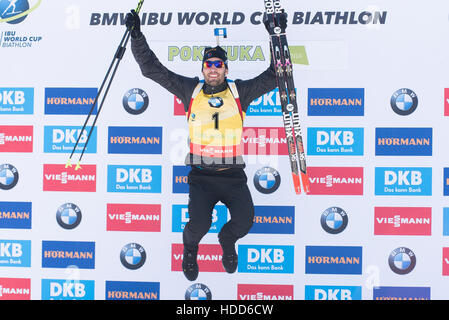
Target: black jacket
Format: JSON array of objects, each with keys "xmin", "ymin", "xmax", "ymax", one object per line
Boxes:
[{"xmin": 130, "ymin": 35, "xmax": 277, "ymax": 113}]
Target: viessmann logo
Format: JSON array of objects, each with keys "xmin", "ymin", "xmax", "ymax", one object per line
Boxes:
[
  {"xmin": 0, "ymin": 125, "xmax": 33, "ymax": 152},
  {"xmin": 107, "ymin": 204, "xmax": 161, "ymax": 232},
  {"xmin": 0, "ymin": 278, "xmax": 30, "ymax": 300},
  {"xmin": 43, "ymin": 164, "xmax": 96, "ymax": 192},
  {"xmin": 307, "ymin": 167, "xmax": 363, "ymax": 195},
  {"xmin": 374, "ymin": 207, "xmax": 431, "ymax": 236},
  {"xmin": 237, "ymin": 284, "xmax": 293, "ymax": 300},
  {"xmin": 242, "ymin": 127, "xmax": 288, "ymax": 155},
  {"xmin": 171, "ymin": 244, "xmax": 225, "ymax": 273}
]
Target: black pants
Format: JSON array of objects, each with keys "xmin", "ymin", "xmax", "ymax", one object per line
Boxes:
[{"xmin": 183, "ymin": 166, "xmax": 255, "ymax": 251}]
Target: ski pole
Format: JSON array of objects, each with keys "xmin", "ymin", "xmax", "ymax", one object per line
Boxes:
[{"xmin": 66, "ymin": 0, "xmax": 145, "ymax": 170}]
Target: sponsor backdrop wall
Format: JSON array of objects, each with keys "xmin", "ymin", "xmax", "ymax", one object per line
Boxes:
[{"xmin": 1, "ymin": 0, "xmax": 449, "ymax": 300}]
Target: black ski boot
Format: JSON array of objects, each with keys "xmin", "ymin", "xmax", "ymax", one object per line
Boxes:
[
  {"xmin": 219, "ymin": 238, "xmax": 238, "ymax": 274},
  {"xmin": 182, "ymin": 246, "xmax": 199, "ymax": 281}
]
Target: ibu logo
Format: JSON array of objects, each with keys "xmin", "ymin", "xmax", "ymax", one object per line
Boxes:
[
  {"xmin": 0, "ymin": 88, "xmax": 33, "ymax": 114},
  {"xmin": 305, "ymin": 285, "xmax": 362, "ymax": 300},
  {"xmin": 44, "ymin": 126, "xmax": 97, "ymax": 154},
  {"xmin": 238, "ymin": 245, "xmax": 294, "ymax": 274},
  {"xmin": 41, "ymin": 279, "xmax": 95, "ymax": 300},
  {"xmin": 107, "ymin": 165, "xmax": 161, "ymax": 193},
  {"xmin": 307, "ymin": 127, "xmax": 363, "ymax": 156},
  {"xmin": 375, "ymin": 167, "xmax": 432, "ymax": 196}
]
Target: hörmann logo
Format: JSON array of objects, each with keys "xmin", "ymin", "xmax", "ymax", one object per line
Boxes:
[
  {"xmin": 45, "ymin": 88, "xmax": 98, "ymax": 115},
  {"xmin": 41, "ymin": 241, "xmax": 95, "ymax": 269},
  {"xmin": 0, "ymin": 201, "xmax": 31, "ymax": 229},
  {"xmin": 308, "ymin": 88, "xmax": 364, "ymax": 116},
  {"xmin": 375, "ymin": 128, "xmax": 432, "ymax": 156},
  {"xmin": 106, "ymin": 281, "xmax": 160, "ymax": 300},
  {"xmin": 373, "ymin": 286, "xmax": 430, "ymax": 300},
  {"xmin": 305, "ymin": 246, "xmax": 363, "ymax": 275},
  {"xmin": 249, "ymin": 206, "xmax": 294, "ymax": 234},
  {"xmin": 108, "ymin": 127, "xmax": 162, "ymax": 154}
]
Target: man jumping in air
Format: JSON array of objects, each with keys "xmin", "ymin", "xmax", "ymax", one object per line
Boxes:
[{"xmin": 126, "ymin": 10, "xmax": 285, "ymax": 281}]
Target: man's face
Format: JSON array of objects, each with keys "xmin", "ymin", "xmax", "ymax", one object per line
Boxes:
[{"xmin": 202, "ymin": 57, "xmax": 228, "ymax": 87}]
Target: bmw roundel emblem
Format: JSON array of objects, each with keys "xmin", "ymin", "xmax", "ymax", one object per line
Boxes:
[
  {"xmin": 123, "ymin": 88, "xmax": 149, "ymax": 115},
  {"xmin": 320, "ymin": 206, "xmax": 348, "ymax": 234},
  {"xmin": 56, "ymin": 203, "xmax": 82, "ymax": 229},
  {"xmin": 388, "ymin": 247, "xmax": 416, "ymax": 275},
  {"xmin": 120, "ymin": 243, "xmax": 146, "ymax": 270},
  {"xmin": 185, "ymin": 283, "xmax": 212, "ymax": 300},
  {"xmin": 208, "ymin": 97, "xmax": 223, "ymax": 108},
  {"xmin": 253, "ymin": 167, "xmax": 281, "ymax": 194},
  {"xmin": 0, "ymin": 164, "xmax": 19, "ymax": 190},
  {"xmin": 390, "ymin": 88, "xmax": 418, "ymax": 116}
]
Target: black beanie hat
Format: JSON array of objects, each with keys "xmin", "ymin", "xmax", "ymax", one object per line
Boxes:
[{"xmin": 202, "ymin": 46, "xmax": 228, "ymax": 69}]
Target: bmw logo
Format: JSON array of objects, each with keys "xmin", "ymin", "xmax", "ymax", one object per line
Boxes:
[
  {"xmin": 253, "ymin": 167, "xmax": 281, "ymax": 194},
  {"xmin": 208, "ymin": 97, "xmax": 223, "ymax": 108},
  {"xmin": 320, "ymin": 207, "xmax": 348, "ymax": 234},
  {"xmin": 0, "ymin": 163, "xmax": 19, "ymax": 190},
  {"xmin": 185, "ymin": 283, "xmax": 212, "ymax": 300},
  {"xmin": 56, "ymin": 203, "xmax": 82, "ymax": 230},
  {"xmin": 390, "ymin": 88, "xmax": 418, "ymax": 116},
  {"xmin": 122, "ymin": 88, "xmax": 149, "ymax": 115},
  {"xmin": 120, "ymin": 243, "xmax": 146, "ymax": 270},
  {"xmin": 388, "ymin": 247, "xmax": 416, "ymax": 275}
]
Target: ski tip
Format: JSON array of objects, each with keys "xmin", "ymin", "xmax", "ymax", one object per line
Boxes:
[
  {"xmin": 74, "ymin": 162, "xmax": 82, "ymax": 171},
  {"xmin": 65, "ymin": 159, "xmax": 72, "ymax": 168}
]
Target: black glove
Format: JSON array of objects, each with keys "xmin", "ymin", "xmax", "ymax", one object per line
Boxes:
[
  {"xmin": 125, "ymin": 9, "xmax": 142, "ymax": 39},
  {"xmin": 263, "ymin": 11, "xmax": 287, "ymax": 33}
]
